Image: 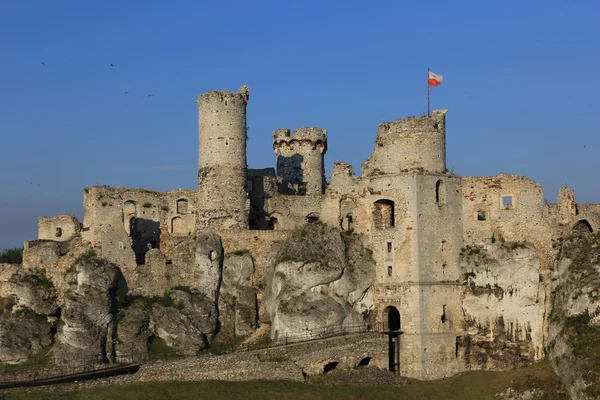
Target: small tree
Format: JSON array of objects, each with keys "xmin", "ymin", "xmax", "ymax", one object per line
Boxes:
[{"xmin": 0, "ymin": 248, "xmax": 23, "ymax": 264}]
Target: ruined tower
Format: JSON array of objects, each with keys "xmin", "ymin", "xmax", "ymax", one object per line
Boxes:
[
  {"xmin": 272, "ymin": 127, "xmax": 328, "ymax": 195},
  {"xmin": 362, "ymin": 109, "xmax": 448, "ymax": 176},
  {"xmin": 196, "ymin": 86, "xmax": 250, "ymax": 230}
]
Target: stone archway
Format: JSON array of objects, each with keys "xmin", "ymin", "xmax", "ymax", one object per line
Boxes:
[
  {"xmin": 573, "ymin": 219, "xmax": 593, "ymax": 233},
  {"xmin": 383, "ymin": 306, "xmax": 401, "ymax": 332}
]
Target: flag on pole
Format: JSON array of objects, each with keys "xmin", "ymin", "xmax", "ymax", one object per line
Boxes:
[{"xmin": 428, "ymin": 71, "xmax": 443, "ymax": 86}]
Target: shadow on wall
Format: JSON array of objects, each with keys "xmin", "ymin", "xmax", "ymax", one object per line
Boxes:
[
  {"xmin": 277, "ymin": 154, "xmax": 305, "ymax": 195},
  {"xmin": 130, "ymin": 218, "xmax": 161, "ymax": 265}
]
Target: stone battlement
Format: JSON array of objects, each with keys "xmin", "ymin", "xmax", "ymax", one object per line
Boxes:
[
  {"xmin": 377, "ymin": 109, "xmax": 448, "ymax": 137},
  {"xmin": 273, "ymin": 127, "xmax": 327, "ymax": 150},
  {"xmin": 196, "ymin": 85, "xmax": 250, "ymax": 105}
]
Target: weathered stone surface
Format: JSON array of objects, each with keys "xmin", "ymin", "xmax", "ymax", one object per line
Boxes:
[
  {"xmin": 148, "ymin": 304, "xmax": 208, "ymax": 356},
  {"xmin": 460, "ymin": 242, "xmax": 545, "ymax": 370},
  {"xmin": 0, "ymin": 313, "xmax": 52, "ymax": 363},
  {"xmin": 8, "ymin": 269, "xmax": 58, "ymax": 316},
  {"xmin": 0, "ymin": 264, "xmax": 20, "ymax": 297},
  {"xmin": 548, "ymin": 232, "xmax": 600, "ymax": 400},
  {"xmin": 219, "ymin": 253, "xmax": 257, "ymax": 337},
  {"xmin": 115, "ymin": 289, "xmax": 218, "ymax": 358},
  {"xmin": 194, "ymin": 232, "xmax": 223, "ymax": 302},
  {"xmin": 54, "ymin": 257, "xmax": 125, "ymax": 364},
  {"xmin": 114, "ymin": 299, "xmax": 151, "ymax": 362},
  {"xmin": 265, "ymin": 224, "xmax": 374, "ymax": 343}
]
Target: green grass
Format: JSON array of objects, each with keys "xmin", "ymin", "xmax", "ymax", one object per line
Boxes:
[
  {"xmin": 0, "ymin": 346, "xmax": 51, "ymax": 373},
  {"xmin": 147, "ymin": 337, "xmax": 180, "ymax": 361},
  {"xmin": 2, "ymin": 360, "xmax": 567, "ymax": 400}
]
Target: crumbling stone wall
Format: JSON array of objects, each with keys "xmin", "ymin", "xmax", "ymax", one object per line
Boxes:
[
  {"xmin": 362, "ymin": 109, "xmax": 448, "ymax": 176},
  {"xmin": 38, "ymin": 214, "xmax": 81, "ymax": 242},
  {"xmin": 272, "ymin": 127, "xmax": 327, "ymax": 196},
  {"xmin": 81, "ymin": 186, "xmax": 196, "ymax": 278}
]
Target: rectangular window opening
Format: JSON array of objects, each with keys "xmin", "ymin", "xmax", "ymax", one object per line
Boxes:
[
  {"xmin": 387, "ymin": 242, "xmax": 392, "ymax": 253},
  {"xmin": 477, "ymin": 210, "xmax": 487, "ymax": 221},
  {"xmin": 502, "ymin": 196, "xmax": 513, "ymax": 209},
  {"xmin": 387, "ymin": 266, "xmax": 393, "ymax": 276}
]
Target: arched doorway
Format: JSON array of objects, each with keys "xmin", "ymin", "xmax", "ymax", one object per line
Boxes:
[
  {"xmin": 573, "ymin": 219, "xmax": 593, "ymax": 234},
  {"xmin": 384, "ymin": 306, "xmax": 401, "ymax": 332},
  {"xmin": 382, "ymin": 306, "xmax": 402, "ymax": 373}
]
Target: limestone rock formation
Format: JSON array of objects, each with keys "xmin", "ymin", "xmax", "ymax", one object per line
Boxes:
[
  {"xmin": 53, "ymin": 257, "xmax": 125, "ymax": 364},
  {"xmin": 219, "ymin": 252, "xmax": 257, "ymax": 337},
  {"xmin": 194, "ymin": 232, "xmax": 223, "ymax": 302},
  {"xmin": 548, "ymin": 232, "xmax": 600, "ymax": 400},
  {"xmin": 114, "ymin": 298, "xmax": 151, "ymax": 362},
  {"xmin": 8, "ymin": 269, "xmax": 58, "ymax": 316},
  {"xmin": 0, "ymin": 313, "xmax": 52, "ymax": 363},
  {"xmin": 459, "ymin": 242, "xmax": 545, "ymax": 370},
  {"xmin": 265, "ymin": 224, "xmax": 375, "ymax": 343}
]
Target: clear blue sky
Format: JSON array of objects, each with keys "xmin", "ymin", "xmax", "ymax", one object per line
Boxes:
[{"xmin": 1, "ymin": 0, "xmax": 599, "ymax": 251}]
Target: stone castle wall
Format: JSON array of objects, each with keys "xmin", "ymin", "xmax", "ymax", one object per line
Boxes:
[
  {"xmin": 27, "ymin": 85, "xmax": 600, "ymax": 381},
  {"xmin": 38, "ymin": 214, "xmax": 81, "ymax": 242}
]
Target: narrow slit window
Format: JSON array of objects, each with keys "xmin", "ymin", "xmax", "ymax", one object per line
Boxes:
[
  {"xmin": 387, "ymin": 242, "xmax": 392, "ymax": 253},
  {"xmin": 387, "ymin": 266, "xmax": 393, "ymax": 276}
]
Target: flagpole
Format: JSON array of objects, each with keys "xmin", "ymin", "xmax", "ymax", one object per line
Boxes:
[{"xmin": 427, "ymin": 68, "xmax": 430, "ymax": 117}]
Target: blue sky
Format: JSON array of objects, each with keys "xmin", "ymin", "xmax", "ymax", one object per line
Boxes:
[{"xmin": 1, "ymin": 0, "xmax": 599, "ymax": 250}]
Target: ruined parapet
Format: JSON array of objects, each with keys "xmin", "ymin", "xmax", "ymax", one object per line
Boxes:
[
  {"xmin": 196, "ymin": 86, "xmax": 250, "ymax": 230},
  {"xmin": 362, "ymin": 109, "xmax": 448, "ymax": 176},
  {"xmin": 38, "ymin": 214, "xmax": 81, "ymax": 242},
  {"xmin": 557, "ymin": 187, "xmax": 577, "ymax": 225},
  {"xmin": 272, "ymin": 127, "xmax": 327, "ymax": 195}
]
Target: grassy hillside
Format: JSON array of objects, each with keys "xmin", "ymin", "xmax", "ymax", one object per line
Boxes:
[{"xmin": 5, "ymin": 360, "xmax": 567, "ymax": 400}]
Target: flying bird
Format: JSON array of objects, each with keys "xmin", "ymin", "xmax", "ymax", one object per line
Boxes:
[
  {"xmin": 125, "ymin": 91, "xmax": 130, "ymax": 94},
  {"xmin": 148, "ymin": 94, "xmax": 154, "ymax": 97},
  {"xmin": 41, "ymin": 62, "xmax": 45, "ymax": 66},
  {"xmin": 110, "ymin": 63, "xmax": 114, "ymax": 67}
]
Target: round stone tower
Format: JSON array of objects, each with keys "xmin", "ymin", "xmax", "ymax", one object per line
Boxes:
[
  {"xmin": 272, "ymin": 127, "xmax": 327, "ymax": 195},
  {"xmin": 196, "ymin": 85, "xmax": 250, "ymax": 230},
  {"xmin": 362, "ymin": 109, "xmax": 448, "ymax": 176}
]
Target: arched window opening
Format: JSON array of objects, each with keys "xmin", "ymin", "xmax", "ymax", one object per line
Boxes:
[
  {"xmin": 268, "ymin": 217, "xmax": 279, "ymax": 230},
  {"xmin": 171, "ymin": 217, "xmax": 185, "ymax": 235},
  {"xmin": 176, "ymin": 199, "xmax": 189, "ymax": 214},
  {"xmin": 323, "ymin": 361, "xmax": 339, "ymax": 373},
  {"xmin": 357, "ymin": 357, "xmax": 371, "ymax": 367},
  {"xmin": 436, "ymin": 180, "xmax": 445, "ymax": 205},
  {"xmin": 573, "ymin": 219, "xmax": 593, "ymax": 233},
  {"xmin": 373, "ymin": 199, "xmax": 395, "ymax": 229},
  {"xmin": 124, "ymin": 200, "xmax": 136, "ymax": 217},
  {"xmin": 55, "ymin": 227, "xmax": 62, "ymax": 237},
  {"xmin": 384, "ymin": 306, "xmax": 401, "ymax": 332}
]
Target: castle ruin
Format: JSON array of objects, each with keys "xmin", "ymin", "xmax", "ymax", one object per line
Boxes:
[{"xmin": 28, "ymin": 85, "xmax": 600, "ymax": 379}]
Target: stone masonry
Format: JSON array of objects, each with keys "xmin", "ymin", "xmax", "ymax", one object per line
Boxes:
[{"xmin": 27, "ymin": 85, "xmax": 600, "ymax": 380}]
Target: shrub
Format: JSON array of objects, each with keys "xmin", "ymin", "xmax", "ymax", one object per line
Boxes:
[
  {"xmin": 142, "ymin": 202, "xmax": 152, "ymax": 208},
  {"xmin": 0, "ymin": 248, "xmax": 23, "ymax": 264}
]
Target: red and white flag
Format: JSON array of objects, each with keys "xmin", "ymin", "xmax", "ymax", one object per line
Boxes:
[{"xmin": 428, "ymin": 71, "xmax": 443, "ymax": 86}]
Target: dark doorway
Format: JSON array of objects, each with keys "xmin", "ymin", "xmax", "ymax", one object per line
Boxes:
[
  {"xmin": 357, "ymin": 357, "xmax": 371, "ymax": 367},
  {"xmin": 323, "ymin": 361, "xmax": 339, "ymax": 373},
  {"xmin": 385, "ymin": 306, "xmax": 401, "ymax": 332}
]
